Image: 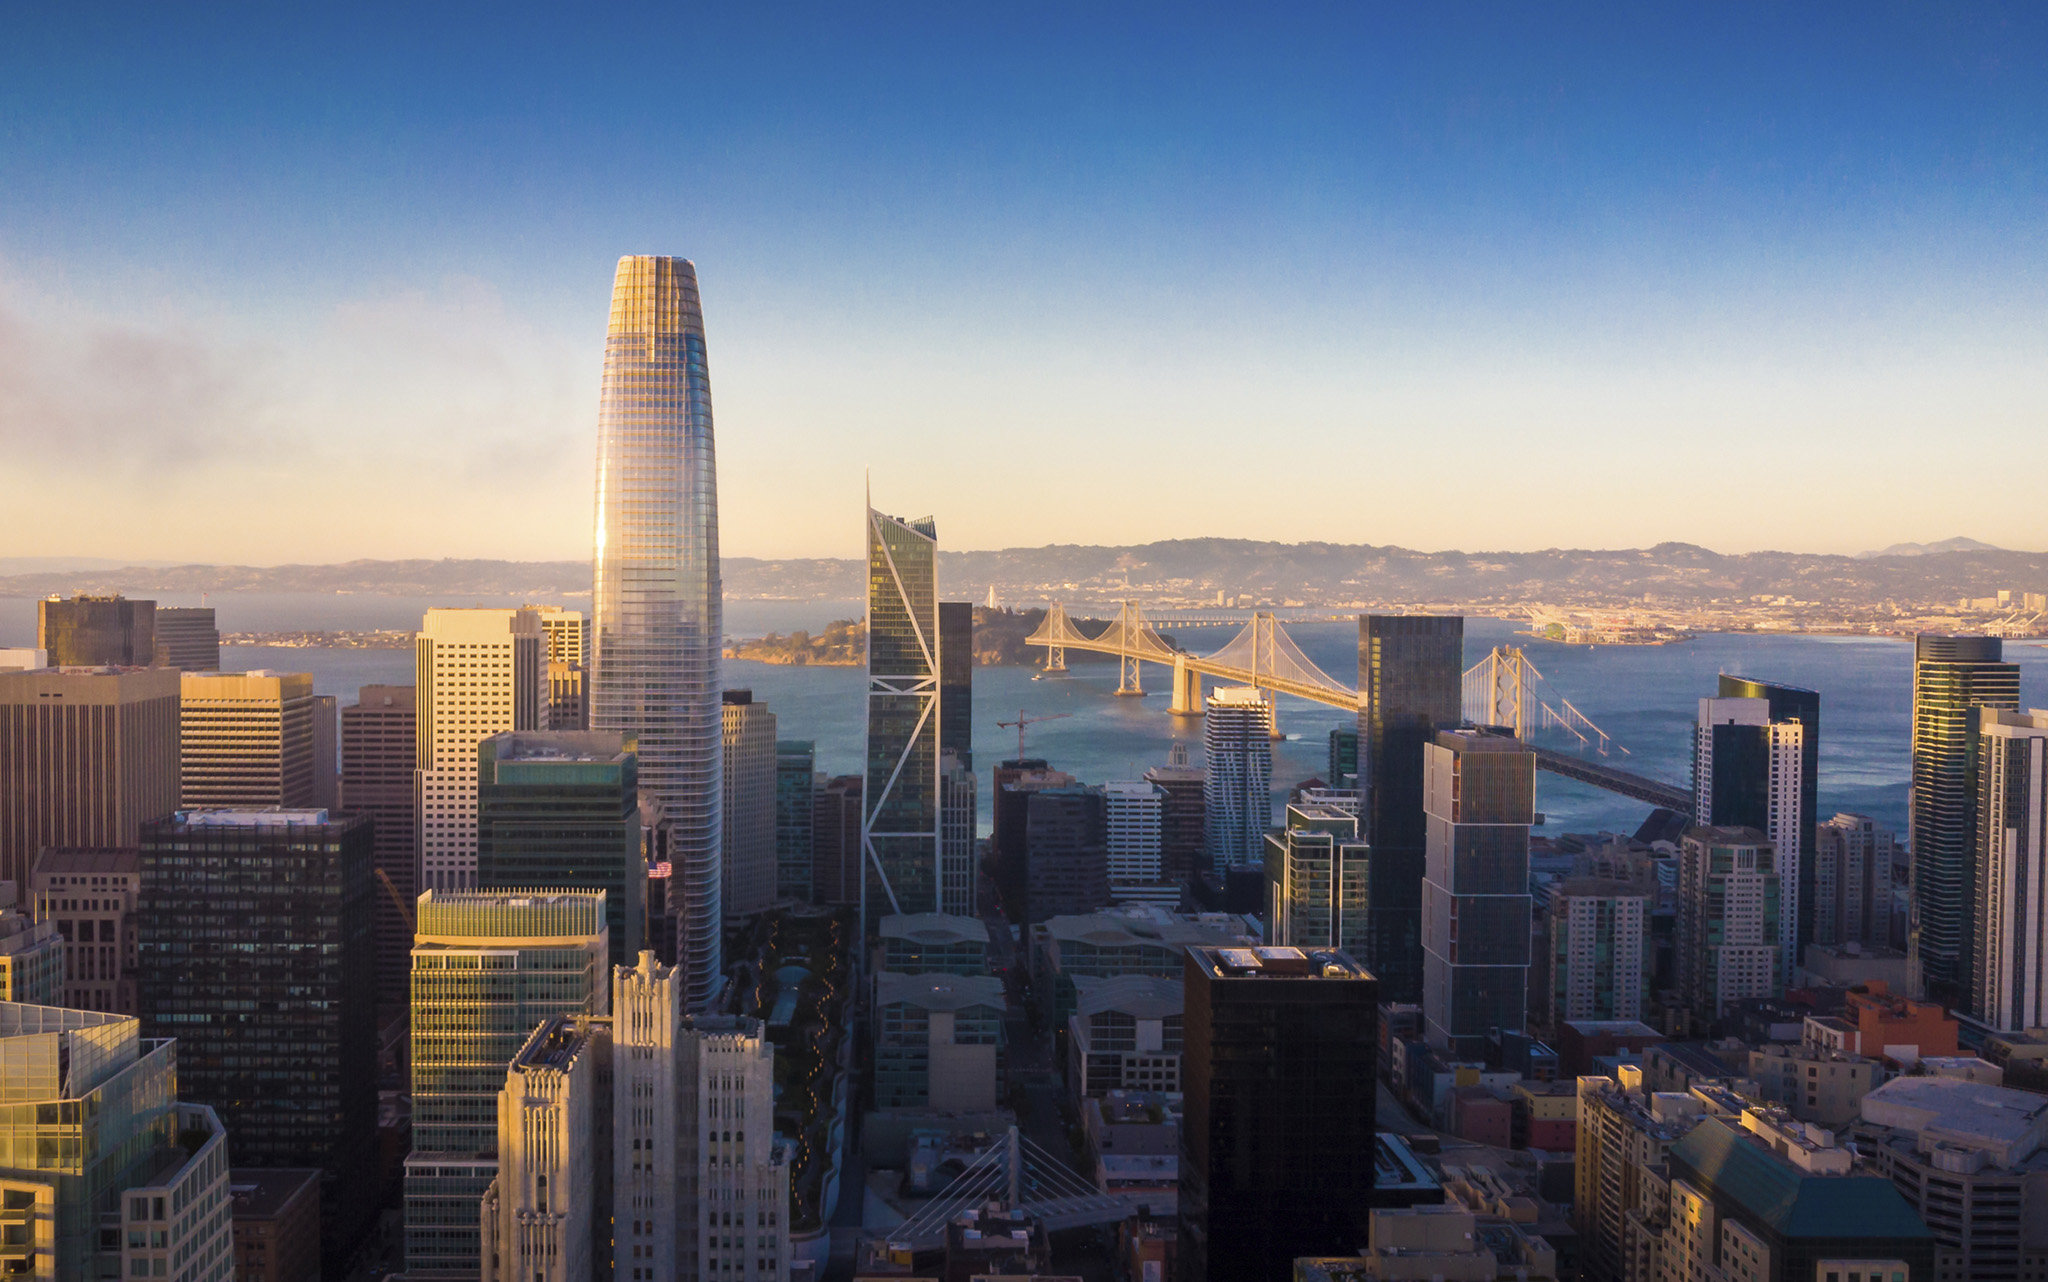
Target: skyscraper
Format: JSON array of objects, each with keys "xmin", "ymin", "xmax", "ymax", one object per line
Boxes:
[
  {"xmin": 1719, "ymin": 676, "xmax": 1819, "ymax": 951},
  {"xmin": 1104, "ymin": 778, "xmax": 1167, "ymax": 899},
  {"xmin": 591, "ymin": 255, "xmax": 724, "ymax": 1011},
  {"xmin": 1814, "ymin": 813, "xmax": 1898, "ymax": 952},
  {"xmin": 179, "ymin": 670, "xmax": 317, "ymax": 808},
  {"xmin": 416, "ymin": 607, "xmax": 547, "ymax": 893},
  {"xmin": 1677, "ymin": 825, "xmax": 1783, "ymax": 1021},
  {"xmin": 940, "ymin": 749, "xmax": 978, "ymax": 915},
  {"xmin": 775, "ymin": 740, "xmax": 816, "ymax": 902},
  {"xmin": 0, "ymin": 666, "xmax": 180, "ymax": 891},
  {"xmin": 153, "ymin": 606, "xmax": 220, "ymax": 671},
  {"xmin": 38, "ymin": 593, "xmax": 155, "ymax": 666},
  {"xmin": 1357, "ymin": 614, "xmax": 1462, "ymax": 1003},
  {"xmin": 1203, "ymin": 686, "xmax": 1273, "ymax": 873},
  {"xmin": 813, "ymin": 775, "xmax": 864, "ymax": 907},
  {"xmin": 341, "ymin": 683, "xmax": 418, "ymax": 1009},
  {"xmin": 405, "ymin": 890, "xmax": 608, "ymax": 1279},
  {"xmin": 1145, "ymin": 749, "xmax": 1207, "ymax": 890},
  {"xmin": 474, "ymin": 730, "xmax": 644, "ymax": 970},
  {"xmin": 535, "ymin": 605, "xmax": 588, "ymax": 730},
  {"xmin": 1911, "ymin": 635, "xmax": 2020, "ymax": 1004},
  {"xmin": 1693, "ymin": 695, "xmax": 1805, "ymax": 974},
  {"xmin": 1543, "ymin": 878, "xmax": 1649, "ymax": 1026},
  {"xmin": 1420, "ymin": 727, "xmax": 1533, "ymax": 1057},
  {"xmin": 721, "ymin": 690, "xmax": 778, "ymax": 919},
  {"xmin": 1971, "ymin": 709, "xmax": 2048, "ymax": 1032},
  {"xmin": 1264, "ymin": 803, "xmax": 1371, "ymax": 953},
  {"xmin": 864, "ymin": 503, "xmax": 946, "ymax": 933},
  {"xmin": 1180, "ymin": 945, "xmax": 1378, "ymax": 1282}
]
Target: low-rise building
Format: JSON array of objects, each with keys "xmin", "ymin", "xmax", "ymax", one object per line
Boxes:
[
  {"xmin": 1296, "ymin": 1203, "xmax": 1559, "ymax": 1281},
  {"xmin": 1068, "ymin": 974, "xmax": 1183, "ymax": 1097},
  {"xmin": 228, "ymin": 1168, "xmax": 322, "ymax": 1282},
  {"xmin": 1513, "ymin": 1079, "xmax": 1579, "ymax": 1152},
  {"xmin": 874, "ymin": 972, "xmax": 1005, "ymax": 1112},
  {"xmin": 1116, "ymin": 1209, "xmax": 1176, "ymax": 1282},
  {"xmin": 1557, "ymin": 1019, "xmax": 1666, "ymax": 1078},
  {"xmin": 29, "ymin": 846, "xmax": 139, "ymax": 1014},
  {"xmin": 1032, "ymin": 907, "xmax": 1250, "ymax": 1026},
  {"xmin": 1808, "ymin": 980, "xmax": 1959, "ymax": 1066},
  {"xmin": 879, "ymin": 913, "xmax": 991, "ymax": 976},
  {"xmin": 1747, "ymin": 1042, "xmax": 1880, "ymax": 1128}
]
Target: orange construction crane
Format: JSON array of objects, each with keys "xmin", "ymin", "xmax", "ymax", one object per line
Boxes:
[{"xmin": 995, "ymin": 709, "xmax": 1072, "ymax": 761}]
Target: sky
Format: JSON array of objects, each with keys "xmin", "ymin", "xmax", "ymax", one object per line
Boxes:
[{"xmin": 1, "ymin": 4, "xmax": 2044, "ymax": 564}]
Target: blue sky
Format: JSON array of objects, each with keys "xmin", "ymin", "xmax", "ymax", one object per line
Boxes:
[{"xmin": 1, "ymin": 4, "xmax": 2043, "ymax": 562}]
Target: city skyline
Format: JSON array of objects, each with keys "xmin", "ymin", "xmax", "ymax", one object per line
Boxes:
[{"xmin": 3, "ymin": 7, "xmax": 2046, "ymax": 563}]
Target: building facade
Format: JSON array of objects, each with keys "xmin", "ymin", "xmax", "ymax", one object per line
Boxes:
[
  {"xmin": 1264, "ymin": 803, "xmax": 1371, "ymax": 954},
  {"xmin": 1719, "ymin": 676, "xmax": 1820, "ymax": 960},
  {"xmin": 874, "ymin": 971, "xmax": 1005, "ymax": 1111},
  {"xmin": 416, "ymin": 607, "xmax": 547, "ymax": 893},
  {"xmin": 0, "ymin": 887, "xmax": 60, "ymax": 1008},
  {"xmin": 154, "ymin": 606, "xmax": 220, "ymax": 671},
  {"xmin": 1025, "ymin": 786, "xmax": 1113, "ymax": 923},
  {"xmin": 774, "ymin": 740, "xmax": 815, "ymax": 901},
  {"xmin": 179, "ymin": 670, "xmax": 317, "ymax": 808},
  {"xmin": 1105, "ymin": 779, "xmax": 1167, "ymax": 899},
  {"xmin": 1973, "ymin": 709, "xmax": 2048, "ymax": 1032},
  {"xmin": 1546, "ymin": 877, "xmax": 1649, "ymax": 1026},
  {"xmin": 37, "ymin": 593, "xmax": 154, "ymax": 666},
  {"xmin": 1144, "ymin": 756, "xmax": 1207, "ymax": 890},
  {"xmin": 1911, "ymin": 634, "xmax": 2020, "ymax": 1004},
  {"xmin": 1815, "ymin": 812, "xmax": 1900, "ymax": 952},
  {"xmin": 341, "ymin": 683, "xmax": 418, "ymax": 1008},
  {"xmin": 1421, "ymin": 728, "xmax": 1534, "ymax": 1057},
  {"xmin": 30, "ymin": 847, "xmax": 139, "ymax": 1014},
  {"xmin": 720, "ymin": 690, "xmax": 777, "ymax": 919},
  {"xmin": 1693, "ymin": 694, "xmax": 1806, "ymax": 975},
  {"xmin": 812, "ymin": 775, "xmax": 862, "ymax": 908},
  {"xmin": 1677, "ymin": 825, "xmax": 1784, "ymax": 1021},
  {"xmin": 1202, "ymin": 686, "xmax": 1272, "ymax": 874},
  {"xmin": 0, "ymin": 666, "xmax": 180, "ymax": 892}
]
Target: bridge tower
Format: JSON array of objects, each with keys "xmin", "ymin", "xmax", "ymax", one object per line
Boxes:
[
  {"xmin": 1114, "ymin": 600, "xmax": 1145, "ymax": 697},
  {"xmin": 1170, "ymin": 652, "xmax": 1203, "ymax": 716}
]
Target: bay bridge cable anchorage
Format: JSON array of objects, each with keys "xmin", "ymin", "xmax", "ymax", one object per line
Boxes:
[{"xmin": 1024, "ymin": 607, "xmax": 1690, "ymax": 808}]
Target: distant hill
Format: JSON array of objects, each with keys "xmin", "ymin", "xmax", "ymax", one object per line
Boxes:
[
  {"xmin": 4, "ymin": 540, "xmax": 2045, "ymax": 612},
  {"xmin": 1854, "ymin": 537, "xmax": 2005, "ymax": 560}
]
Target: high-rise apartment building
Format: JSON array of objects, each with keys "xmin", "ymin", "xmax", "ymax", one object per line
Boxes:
[
  {"xmin": 1327, "ymin": 725, "xmax": 1358, "ymax": 791},
  {"xmin": 30, "ymin": 846, "xmax": 140, "ymax": 1014},
  {"xmin": 1203, "ymin": 686, "xmax": 1273, "ymax": 874},
  {"xmin": 405, "ymin": 890, "xmax": 609, "ymax": 1279},
  {"xmin": 0, "ymin": 666, "xmax": 180, "ymax": 890},
  {"xmin": 341, "ymin": 683, "xmax": 419, "ymax": 1008},
  {"xmin": 38, "ymin": 593, "xmax": 154, "ymax": 666},
  {"xmin": 1421, "ymin": 727, "xmax": 1534, "ymax": 1057},
  {"xmin": 1719, "ymin": 676, "xmax": 1819, "ymax": 952},
  {"xmin": 1972, "ymin": 709, "xmax": 2048, "ymax": 1032},
  {"xmin": 721, "ymin": 690, "xmax": 777, "ymax": 919},
  {"xmin": 1104, "ymin": 779, "xmax": 1166, "ymax": 899},
  {"xmin": 179, "ymin": 669, "xmax": 317, "ymax": 808},
  {"xmin": 1264, "ymin": 803, "xmax": 1371, "ymax": 953},
  {"xmin": 0, "ymin": 1003, "xmax": 234, "ymax": 1281},
  {"xmin": 1814, "ymin": 812, "xmax": 1898, "ymax": 952},
  {"xmin": 1677, "ymin": 824, "xmax": 1783, "ymax": 1020},
  {"xmin": 1573, "ymin": 1070, "xmax": 1717, "ymax": 1282},
  {"xmin": 154, "ymin": 606, "xmax": 220, "ymax": 670},
  {"xmin": 1912, "ymin": 634, "xmax": 2021, "ymax": 1005},
  {"xmin": 775, "ymin": 740, "xmax": 816, "ymax": 902},
  {"xmin": 590, "ymin": 256, "xmax": 725, "ymax": 1012},
  {"xmin": 1694, "ymin": 694, "xmax": 1806, "ymax": 974},
  {"xmin": 137, "ymin": 808, "xmax": 377, "ymax": 1255},
  {"xmin": 864, "ymin": 505, "xmax": 942, "ymax": 934},
  {"xmin": 1544, "ymin": 878, "xmax": 1649, "ymax": 1026},
  {"xmin": 475, "ymin": 730, "xmax": 644, "ymax": 971},
  {"xmin": 416, "ymin": 606, "xmax": 547, "ymax": 893},
  {"xmin": 1357, "ymin": 614, "xmax": 1462, "ymax": 1004},
  {"xmin": 1180, "ymin": 945, "xmax": 1378, "ymax": 1282}
]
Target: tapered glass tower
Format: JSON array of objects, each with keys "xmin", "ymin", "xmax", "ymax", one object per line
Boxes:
[{"xmin": 592, "ymin": 255, "xmax": 723, "ymax": 1009}]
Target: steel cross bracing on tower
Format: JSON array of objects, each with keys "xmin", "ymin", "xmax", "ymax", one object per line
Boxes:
[{"xmin": 884, "ymin": 1126, "xmax": 1134, "ymax": 1247}]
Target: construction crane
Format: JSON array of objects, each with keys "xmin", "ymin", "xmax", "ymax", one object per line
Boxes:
[
  {"xmin": 995, "ymin": 710, "xmax": 1072, "ymax": 761},
  {"xmin": 375, "ymin": 868, "xmax": 415, "ymax": 934}
]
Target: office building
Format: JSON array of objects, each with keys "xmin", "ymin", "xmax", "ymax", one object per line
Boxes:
[
  {"xmin": 1068, "ymin": 974, "xmax": 1184, "ymax": 1097},
  {"xmin": 1202, "ymin": 686, "xmax": 1272, "ymax": 873},
  {"xmin": 1357, "ymin": 614, "xmax": 1461, "ymax": 1004},
  {"xmin": 154, "ymin": 606, "xmax": 220, "ymax": 671},
  {"xmin": 536, "ymin": 606, "xmax": 587, "ymax": 730},
  {"xmin": 996, "ymin": 764, "xmax": 1075, "ymax": 917},
  {"xmin": 864, "ymin": 506, "xmax": 977, "ymax": 934},
  {"xmin": 940, "ymin": 749, "xmax": 977, "ymax": 916},
  {"xmin": 1803, "ymin": 980, "xmax": 1958, "ymax": 1065},
  {"xmin": 775, "ymin": 740, "xmax": 816, "ymax": 901},
  {"xmin": 879, "ymin": 912, "xmax": 991, "ymax": 975},
  {"xmin": 1973, "ymin": 710, "xmax": 2048, "ymax": 1031},
  {"xmin": 229, "ymin": 1168, "xmax": 323, "ymax": 1282},
  {"xmin": 311, "ymin": 693, "xmax": 337, "ymax": 810},
  {"xmin": 1857, "ymin": 1074, "xmax": 2048, "ymax": 1282},
  {"xmin": 1025, "ymin": 785, "xmax": 1113, "ymax": 922},
  {"xmin": 137, "ymin": 808, "xmax": 377, "ymax": 1258},
  {"xmin": 873, "ymin": 970, "xmax": 1006, "ymax": 1111},
  {"xmin": 812, "ymin": 774, "xmax": 863, "ymax": 907},
  {"xmin": 1659, "ymin": 1109, "xmax": 1933, "ymax": 1282},
  {"xmin": 475, "ymin": 730, "xmax": 644, "ymax": 971},
  {"xmin": 1544, "ymin": 877, "xmax": 1649, "ymax": 1027},
  {"xmin": 0, "ymin": 666, "xmax": 180, "ymax": 891},
  {"xmin": 1104, "ymin": 778, "xmax": 1167, "ymax": 899},
  {"xmin": 591, "ymin": 256, "xmax": 725, "ymax": 1012},
  {"xmin": 1264, "ymin": 803, "xmax": 1371, "ymax": 953},
  {"xmin": 404, "ymin": 890, "xmax": 609, "ymax": 1279},
  {"xmin": 1694, "ymin": 694, "xmax": 1807, "ymax": 973},
  {"xmin": 720, "ymin": 690, "xmax": 777, "ymax": 919},
  {"xmin": 179, "ymin": 669, "xmax": 317, "ymax": 808},
  {"xmin": 1145, "ymin": 751, "xmax": 1207, "ymax": 889},
  {"xmin": 37, "ymin": 592, "xmax": 154, "ymax": 666},
  {"xmin": 1815, "ymin": 812, "xmax": 1899, "ymax": 951},
  {"xmin": 1746, "ymin": 1041, "xmax": 1878, "ymax": 1128},
  {"xmin": 1035, "ymin": 907, "xmax": 1252, "ymax": 1028},
  {"xmin": 480, "ymin": 1015, "xmax": 609, "ymax": 1282},
  {"xmin": 0, "ymin": 1003, "xmax": 234, "ymax": 1280},
  {"xmin": 30, "ymin": 847, "xmax": 139, "ymax": 1014},
  {"xmin": 1327, "ymin": 724, "xmax": 1358, "ymax": 791},
  {"xmin": 0, "ymin": 884, "xmax": 60, "ymax": 1007},
  {"xmin": 1912, "ymin": 634, "xmax": 2020, "ymax": 1004},
  {"xmin": 1677, "ymin": 825, "xmax": 1784, "ymax": 1021},
  {"xmin": 416, "ymin": 606, "xmax": 547, "ymax": 893},
  {"xmin": 341, "ymin": 683, "xmax": 418, "ymax": 1008},
  {"xmin": 1421, "ymin": 728, "xmax": 1534, "ymax": 1057},
  {"xmin": 1180, "ymin": 945, "xmax": 1378, "ymax": 1282}
]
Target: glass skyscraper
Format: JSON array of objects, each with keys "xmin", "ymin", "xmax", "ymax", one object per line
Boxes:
[
  {"xmin": 591, "ymin": 255, "xmax": 723, "ymax": 1009},
  {"xmin": 864, "ymin": 506, "xmax": 941, "ymax": 935}
]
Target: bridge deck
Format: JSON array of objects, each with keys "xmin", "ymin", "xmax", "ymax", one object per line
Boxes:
[{"xmin": 1530, "ymin": 746, "xmax": 1689, "ymax": 811}]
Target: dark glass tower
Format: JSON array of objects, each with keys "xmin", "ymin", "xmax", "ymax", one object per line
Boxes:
[
  {"xmin": 1180, "ymin": 945, "xmax": 1378, "ymax": 1282},
  {"xmin": 1719, "ymin": 676, "xmax": 1819, "ymax": 952},
  {"xmin": 137, "ymin": 808, "xmax": 377, "ymax": 1263},
  {"xmin": 38, "ymin": 593, "xmax": 155, "ymax": 666},
  {"xmin": 1357, "ymin": 614, "xmax": 1463, "ymax": 1002},
  {"xmin": 475, "ymin": 730, "xmax": 644, "ymax": 970},
  {"xmin": 1421, "ymin": 728, "xmax": 1533, "ymax": 1057},
  {"xmin": 939, "ymin": 601, "xmax": 974, "ymax": 770},
  {"xmin": 590, "ymin": 255, "xmax": 722, "ymax": 1009},
  {"xmin": 340, "ymin": 683, "xmax": 418, "ymax": 1009},
  {"xmin": 776, "ymin": 739, "xmax": 817, "ymax": 901},
  {"xmin": 1912, "ymin": 635, "xmax": 2019, "ymax": 1004}
]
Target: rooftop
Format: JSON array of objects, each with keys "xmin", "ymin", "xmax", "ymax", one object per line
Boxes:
[
  {"xmin": 1668, "ymin": 1117, "xmax": 1930, "ymax": 1240},
  {"xmin": 1860, "ymin": 1075, "xmax": 2048, "ymax": 1164},
  {"xmin": 170, "ymin": 807, "xmax": 333, "ymax": 827},
  {"xmin": 1191, "ymin": 944, "xmax": 1370, "ymax": 980},
  {"xmin": 31, "ymin": 847, "xmax": 140, "ymax": 877},
  {"xmin": 487, "ymin": 729, "xmax": 629, "ymax": 764},
  {"xmin": 1073, "ymin": 974, "xmax": 1183, "ymax": 1021},
  {"xmin": 875, "ymin": 971, "xmax": 1006, "ymax": 1012},
  {"xmin": 879, "ymin": 912, "xmax": 991, "ymax": 948},
  {"xmin": 227, "ymin": 1168, "xmax": 321, "ymax": 1220}
]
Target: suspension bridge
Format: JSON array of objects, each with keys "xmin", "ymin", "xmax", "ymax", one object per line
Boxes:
[
  {"xmin": 1025, "ymin": 603, "xmax": 1690, "ymax": 810},
  {"xmin": 878, "ymin": 1126, "xmax": 1138, "ymax": 1248}
]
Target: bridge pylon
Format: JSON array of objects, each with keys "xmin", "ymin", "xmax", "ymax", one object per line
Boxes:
[{"xmin": 1169, "ymin": 653, "xmax": 1203, "ymax": 716}]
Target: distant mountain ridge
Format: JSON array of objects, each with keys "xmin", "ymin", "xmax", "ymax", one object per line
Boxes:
[
  {"xmin": 3, "ymin": 539, "xmax": 2044, "ymax": 610},
  {"xmin": 1854, "ymin": 537, "xmax": 2004, "ymax": 559}
]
